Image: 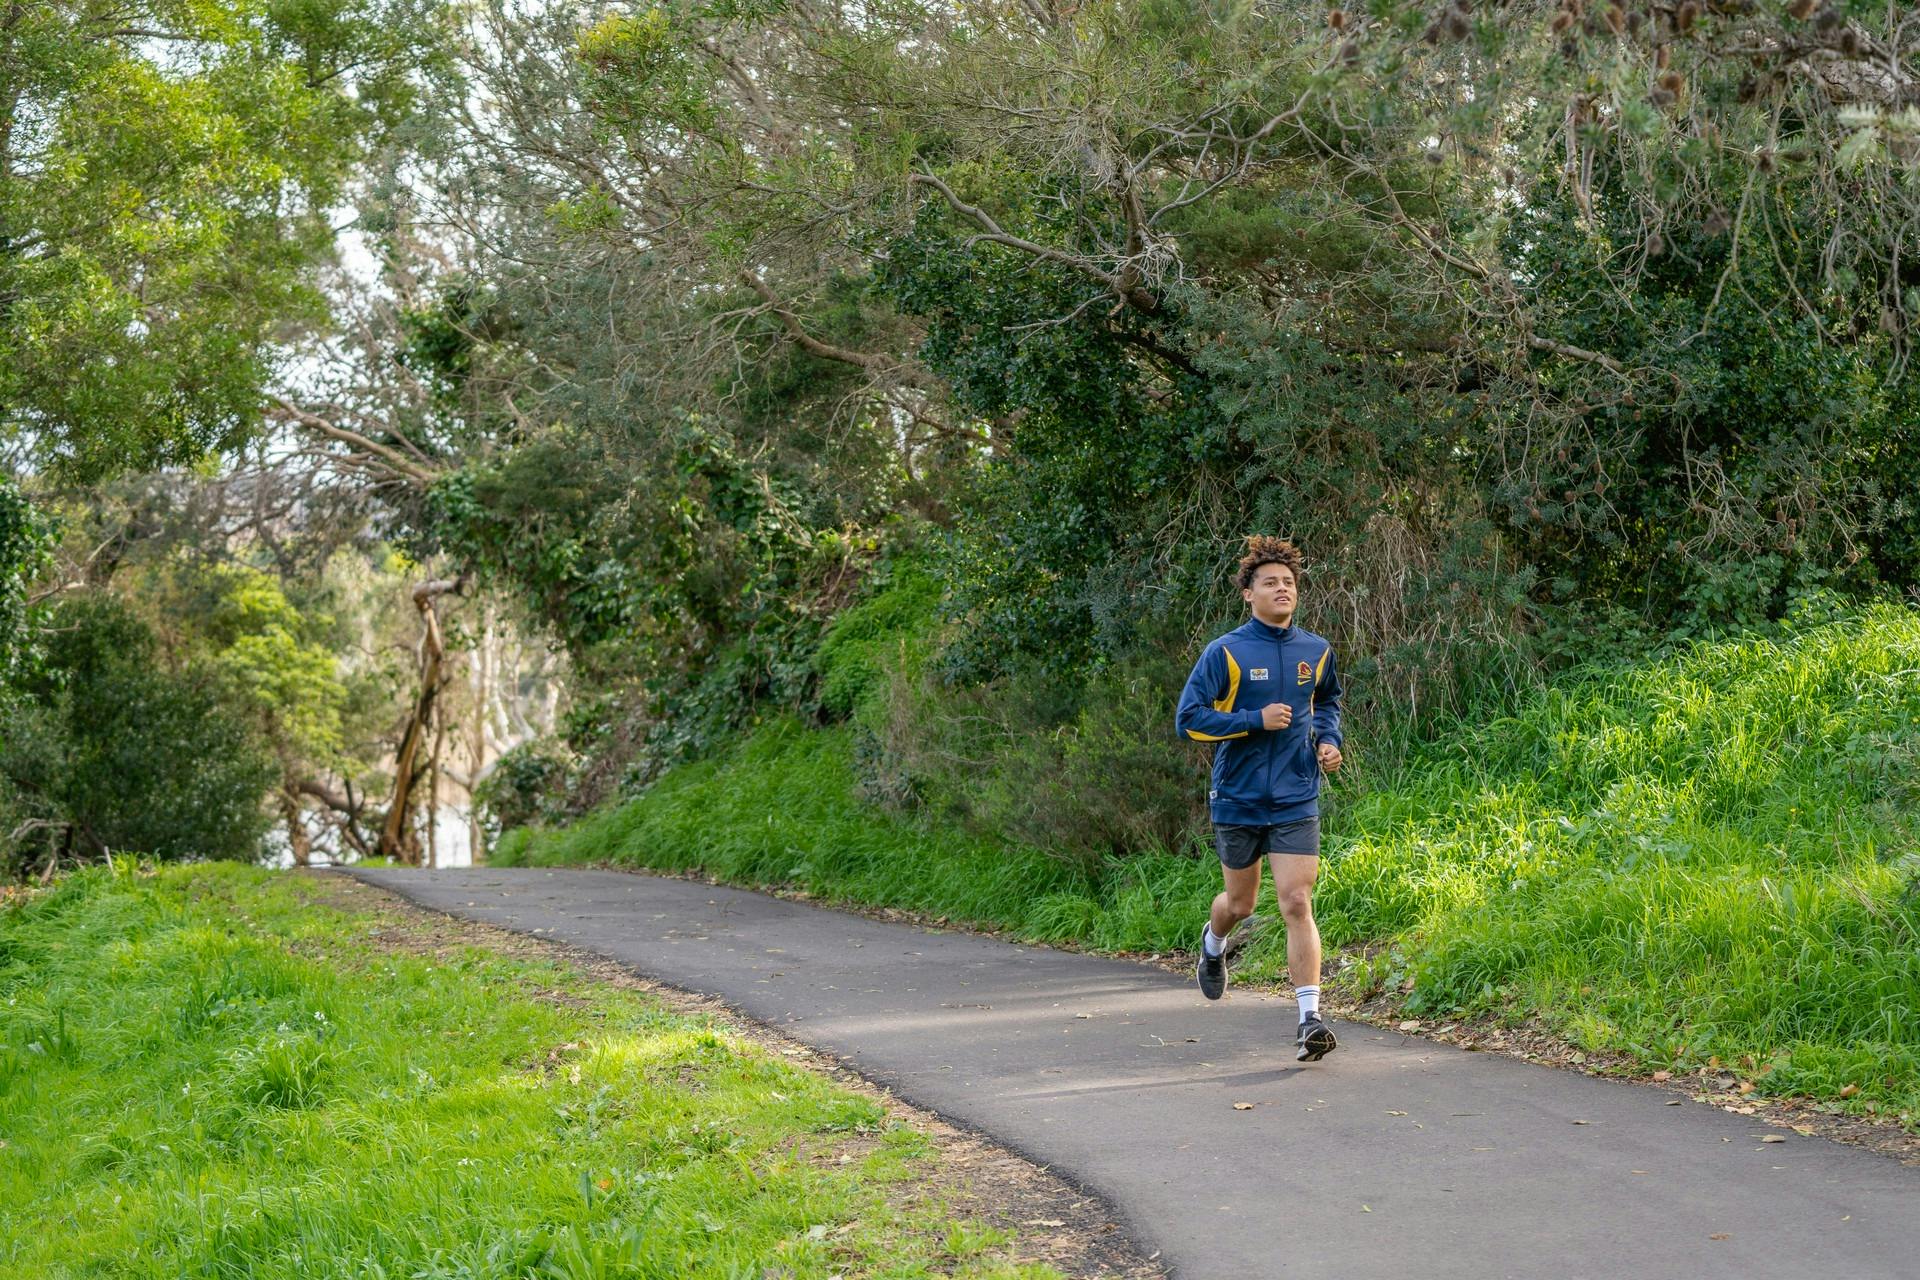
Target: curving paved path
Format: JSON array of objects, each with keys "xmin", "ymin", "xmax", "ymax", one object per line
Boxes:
[{"xmin": 343, "ymin": 866, "xmax": 1920, "ymax": 1279}]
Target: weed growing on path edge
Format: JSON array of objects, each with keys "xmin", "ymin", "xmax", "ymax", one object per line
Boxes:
[
  {"xmin": 0, "ymin": 863, "xmax": 1073, "ymax": 1279},
  {"xmin": 503, "ymin": 608, "xmax": 1920, "ymax": 1128}
]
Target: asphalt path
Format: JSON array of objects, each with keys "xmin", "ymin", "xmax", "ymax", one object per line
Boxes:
[{"xmin": 345, "ymin": 865, "xmax": 1920, "ymax": 1279}]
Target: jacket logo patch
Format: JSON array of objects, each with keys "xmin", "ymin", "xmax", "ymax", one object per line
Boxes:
[
  {"xmin": 1296, "ymin": 660, "xmax": 1313, "ymax": 685},
  {"xmin": 1249, "ymin": 667, "xmax": 1269, "ymax": 681}
]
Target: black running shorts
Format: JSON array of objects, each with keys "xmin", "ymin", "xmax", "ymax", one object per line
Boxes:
[{"xmin": 1213, "ymin": 818, "xmax": 1321, "ymax": 869}]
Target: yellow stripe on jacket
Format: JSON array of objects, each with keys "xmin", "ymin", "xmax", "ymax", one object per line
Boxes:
[{"xmin": 1185, "ymin": 647, "xmax": 1248, "ymax": 742}]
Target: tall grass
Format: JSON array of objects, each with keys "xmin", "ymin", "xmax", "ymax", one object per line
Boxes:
[
  {"xmin": 505, "ymin": 607, "xmax": 1920, "ymax": 1121},
  {"xmin": 0, "ymin": 863, "xmax": 1059, "ymax": 1278}
]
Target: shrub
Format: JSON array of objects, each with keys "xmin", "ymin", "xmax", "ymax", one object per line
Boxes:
[
  {"xmin": 0, "ymin": 597, "xmax": 275, "ymax": 868},
  {"xmin": 475, "ymin": 740, "xmax": 572, "ymax": 839}
]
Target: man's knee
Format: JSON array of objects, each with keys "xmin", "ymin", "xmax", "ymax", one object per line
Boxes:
[
  {"xmin": 1219, "ymin": 890, "xmax": 1257, "ymax": 921},
  {"xmin": 1277, "ymin": 884, "xmax": 1314, "ymax": 922}
]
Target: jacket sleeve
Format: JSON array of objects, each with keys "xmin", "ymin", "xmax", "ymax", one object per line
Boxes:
[
  {"xmin": 1312, "ymin": 646, "xmax": 1343, "ymax": 748},
  {"xmin": 1176, "ymin": 645, "xmax": 1263, "ymax": 742}
]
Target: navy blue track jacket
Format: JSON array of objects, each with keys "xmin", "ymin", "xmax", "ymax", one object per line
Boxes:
[{"xmin": 1175, "ymin": 618, "xmax": 1343, "ymax": 826}]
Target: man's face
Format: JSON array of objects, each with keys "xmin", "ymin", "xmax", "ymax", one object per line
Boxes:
[{"xmin": 1243, "ymin": 563, "xmax": 1296, "ymax": 625}]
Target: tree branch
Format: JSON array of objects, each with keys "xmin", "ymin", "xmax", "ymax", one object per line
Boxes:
[
  {"xmin": 1527, "ymin": 335, "xmax": 1627, "ymax": 376},
  {"xmin": 908, "ymin": 172, "xmax": 1161, "ymax": 314},
  {"xmin": 268, "ymin": 398, "xmax": 440, "ymax": 487},
  {"xmin": 740, "ymin": 272, "xmax": 941, "ymax": 391}
]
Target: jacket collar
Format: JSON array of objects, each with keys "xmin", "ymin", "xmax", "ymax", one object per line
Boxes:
[{"xmin": 1241, "ymin": 616, "xmax": 1295, "ymax": 643}]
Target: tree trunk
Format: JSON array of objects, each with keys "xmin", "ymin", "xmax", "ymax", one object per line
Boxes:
[
  {"xmin": 468, "ymin": 601, "xmax": 491, "ymax": 864},
  {"xmin": 281, "ymin": 790, "xmax": 312, "ymax": 867},
  {"xmin": 380, "ymin": 576, "xmax": 463, "ymax": 863},
  {"xmin": 427, "ymin": 703, "xmax": 445, "ymax": 869}
]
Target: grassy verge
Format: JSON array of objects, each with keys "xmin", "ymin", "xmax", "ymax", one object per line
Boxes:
[
  {"xmin": 502, "ymin": 606, "xmax": 1920, "ymax": 1127},
  {"xmin": 0, "ymin": 863, "xmax": 1063, "ymax": 1279}
]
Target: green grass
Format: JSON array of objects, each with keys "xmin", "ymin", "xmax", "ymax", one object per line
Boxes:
[
  {"xmin": 0, "ymin": 863, "xmax": 1060, "ymax": 1279},
  {"xmin": 503, "ymin": 606, "xmax": 1920, "ymax": 1125}
]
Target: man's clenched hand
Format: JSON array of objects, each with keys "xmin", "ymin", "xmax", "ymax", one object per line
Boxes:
[
  {"xmin": 1317, "ymin": 742, "xmax": 1343, "ymax": 773},
  {"xmin": 1261, "ymin": 703, "xmax": 1293, "ymax": 731}
]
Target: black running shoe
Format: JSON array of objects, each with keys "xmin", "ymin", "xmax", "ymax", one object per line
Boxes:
[
  {"xmin": 1296, "ymin": 1013, "xmax": 1337, "ymax": 1062},
  {"xmin": 1196, "ymin": 930, "xmax": 1226, "ymax": 1000}
]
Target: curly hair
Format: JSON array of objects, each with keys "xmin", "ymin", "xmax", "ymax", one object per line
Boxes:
[{"xmin": 1236, "ymin": 536, "xmax": 1304, "ymax": 590}]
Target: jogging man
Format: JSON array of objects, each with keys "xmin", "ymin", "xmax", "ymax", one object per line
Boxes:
[{"xmin": 1175, "ymin": 537, "xmax": 1343, "ymax": 1061}]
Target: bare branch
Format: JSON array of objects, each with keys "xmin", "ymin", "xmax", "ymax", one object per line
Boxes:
[
  {"xmin": 740, "ymin": 273, "xmax": 941, "ymax": 391},
  {"xmin": 268, "ymin": 398, "xmax": 440, "ymax": 488}
]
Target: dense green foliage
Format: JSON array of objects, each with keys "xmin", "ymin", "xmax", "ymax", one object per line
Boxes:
[
  {"xmin": 369, "ymin": 1, "xmax": 1920, "ymax": 809},
  {"xmin": 1, "ymin": 0, "xmax": 440, "ymax": 478},
  {"xmin": 0, "ymin": 599, "xmax": 277, "ymax": 871},
  {"xmin": 0, "ymin": 476, "xmax": 48, "ymax": 684},
  {"xmin": 0, "ymin": 863, "xmax": 1058, "ymax": 1277},
  {"xmin": 506, "ymin": 609, "xmax": 1920, "ymax": 1124},
  {"xmin": 1, "ymin": 1, "xmax": 463, "ymax": 872}
]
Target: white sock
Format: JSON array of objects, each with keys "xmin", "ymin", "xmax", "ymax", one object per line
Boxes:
[
  {"xmin": 1202, "ymin": 925, "xmax": 1224, "ymax": 958},
  {"xmin": 1295, "ymin": 985, "xmax": 1320, "ymax": 1023}
]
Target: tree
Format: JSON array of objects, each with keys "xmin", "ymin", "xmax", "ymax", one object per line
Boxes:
[
  {"xmin": 0, "ymin": 597, "xmax": 277, "ymax": 873},
  {"xmin": 0, "ymin": 0, "xmax": 443, "ymax": 479},
  {"xmin": 268, "ymin": 0, "xmax": 1920, "ymax": 821},
  {"xmin": 0, "ymin": 473, "xmax": 47, "ymax": 682}
]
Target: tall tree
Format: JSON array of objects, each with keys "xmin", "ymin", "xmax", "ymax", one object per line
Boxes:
[{"xmin": 0, "ymin": 0, "xmax": 442, "ymax": 479}]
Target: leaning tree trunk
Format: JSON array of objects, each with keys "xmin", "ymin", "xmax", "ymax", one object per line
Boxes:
[
  {"xmin": 380, "ymin": 576, "xmax": 463, "ymax": 863},
  {"xmin": 280, "ymin": 790, "xmax": 312, "ymax": 867}
]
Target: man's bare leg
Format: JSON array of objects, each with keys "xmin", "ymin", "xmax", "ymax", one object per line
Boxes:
[
  {"xmin": 1210, "ymin": 860, "xmax": 1262, "ymax": 945},
  {"xmin": 1271, "ymin": 851, "xmax": 1336, "ymax": 1059},
  {"xmin": 1268, "ymin": 852, "xmax": 1321, "ymax": 986},
  {"xmin": 1197, "ymin": 860, "xmax": 1260, "ymax": 1000}
]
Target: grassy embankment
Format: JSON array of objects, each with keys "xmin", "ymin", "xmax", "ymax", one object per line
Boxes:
[
  {"xmin": 0, "ymin": 864, "xmax": 1061, "ymax": 1278},
  {"xmin": 500, "ymin": 605, "xmax": 1920, "ymax": 1123}
]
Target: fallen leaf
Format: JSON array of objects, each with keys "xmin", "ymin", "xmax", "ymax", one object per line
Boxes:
[
  {"xmin": 1023, "ymin": 1219, "xmax": 1066, "ymax": 1228},
  {"xmin": 1233, "ymin": 1102, "xmax": 1256, "ymax": 1111},
  {"xmin": 1737, "ymin": 1080, "xmax": 1755, "ymax": 1094},
  {"xmin": 1710, "ymin": 1234, "xmax": 1730, "ymax": 1241},
  {"xmin": 807, "ymin": 1225, "xmax": 829, "ymax": 1240},
  {"xmin": 1075, "ymin": 1013, "xmax": 1092, "ymax": 1019},
  {"xmin": 1665, "ymin": 1100, "xmax": 1684, "ymax": 1106},
  {"xmin": 1792, "ymin": 1126, "xmax": 1814, "ymax": 1136},
  {"xmin": 1398, "ymin": 1020, "xmax": 1423, "ymax": 1032},
  {"xmin": 1385, "ymin": 1109, "xmax": 1408, "ymax": 1116},
  {"xmin": 1839, "ymin": 1083, "xmax": 1860, "ymax": 1098},
  {"xmin": 1361, "ymin": 1204, "xmax": 1372, "ymax": 1212},
  {"xmin": 1760, "ymin": 1134, "xmax": 1786, "ymax": 1143},
  {"xmin": 1652, "ymin": 1070, "xmax": 1672, "ymax": 1082},
  {"xmin": 1571, "ymin": 1119, "xmax": 1589, "ymax": 1125},
  {"xmin": 1631, "ymin": 1170, "xmax": 1649, "ymax": 1175}
]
